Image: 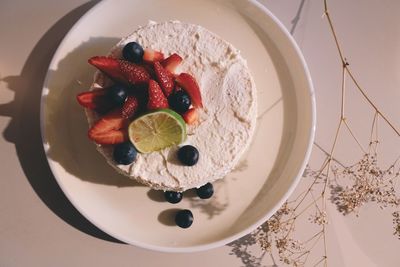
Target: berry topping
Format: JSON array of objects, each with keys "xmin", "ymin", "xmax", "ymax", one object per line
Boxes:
[
  {"xmin": 121, "ymin": 95, "xmax": 140, "ymax": 119},
  {"xmin": 88, "ymin": 109, "xmax": 128, "ymax": 145},
  {"xmin": 175, "ymin": 209, "xmax": 193, "ymax": 228},
  {"xmin": 175, "ymin": 73, "xmax": 203, "ymax": 108},
  {"xmin": 88, "ymin": 56, "xmax": 150, "ymax": 85},
  {"xmin": 182, "ymin": 108, "xmax": 198, "ymax": 125},
  {"xmin": 161, "ymin": 53, "xmax": 183, "ymax": 73},
  {"xmin": 168, "ymin": 90, "xmax": 191, "ymax": 113},
  {"xmin": 89, "ymin": 130, "xmax": 127, "ymax": 145},
  {"xmin": 142, "ymin": 64, "xmax": 156, "ymax": 79},
  {"xmin": 196, "ymin": 183, "xmax": 214, "ymax": 199},
  {"xmin": 143, "ymin": 48, "xmax": 164, "ymax": 63},
  {"xmin": 108, "ymin": 84, "xmax": 128, "ymax": 106},
  {"xmin": 122, "ymin": 42, "xmax": 144, "ymax": 63},
  {"xmin": 164, "ymin": 191, "xmax": 183, "ymax": 204},
  {"xmin": 147, "ymin": 80, "xmax": 169, "ymax": 110},
  {"xmin": 113, "ymin": 142, "xmax": 137, "ymax": 165},
  {"xmin": 76, "ymin": 89, "xmax": 106, "ymax": 109},
  {"xmin": 177, "ymin": 145, "xmax": 199, "ymax": 166},
  {"xmin": 154, "ymin": 61, "xmax": 174, "ymax": 97},
  {"xmin": 76, "ymin": 89, "xmax": 114, "ymax": 114}
]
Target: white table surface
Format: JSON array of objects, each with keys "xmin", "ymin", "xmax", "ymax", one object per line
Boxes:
[{"xmin": 1, "ymin": 0, "xmax": 399, "ymax": 266}]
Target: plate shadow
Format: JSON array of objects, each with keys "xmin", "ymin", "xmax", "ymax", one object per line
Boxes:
[{"xmin": 0, "ymin": 0, "xmax": 126, "ymax": 243}]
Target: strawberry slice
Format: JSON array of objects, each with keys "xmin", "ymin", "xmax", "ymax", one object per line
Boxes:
[
  {"xmin": 76, "ymin": 89, "xmax": 114, "ymax": 114},
  {"xmin": 143, "ymin": 48, "xmax": 164, "ymax": 63},
  {"xmin": 88, "ymin": 109, "xmax": 128, "ymax": 145},
  {"xmin": 154, "ymin": 61, "xmax": 174, "ymax": 97},
  {"xmin": 175, "ymin": 73, "xmax": 203, "ymax": 108},
  {"xmin": 89, "ymin": 130, "xmax": 127, "ymax": 145},
  {"xmin": 142, "ymin": 64, "xmax": 156, "ymax": 79},
  {"xmin": 77, "ymin": 89, "xmax": 106, "ymax": 109},
  {"xmin": 88, "ymin": 56, "xmax": 150, "ymax": 85},
  {"xmin": 182, "ymin": 108, "xmax": 199, "ymax": 125},
  {"xmin": 88, "ymin": 57, "xmax": 125, "ymax": 82},
  {"xmin": 122, "ymin": 95, "xmax": 140, "ymax": 119},
  {"xmin": 147, "ymin": 80, "xmax": 169, "ymax": 110},
  {"xmin": 161, "ymin": 53, "xmax": 183, "ymax": 73},
  {"xmin": 89, "ymin": 109, "xmax": 126, "ymax": 134}
]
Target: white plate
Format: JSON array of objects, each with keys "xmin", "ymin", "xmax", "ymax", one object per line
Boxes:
[{"xmin": 40, "ymin": 0, "xmax": 315, "ymax": 252}]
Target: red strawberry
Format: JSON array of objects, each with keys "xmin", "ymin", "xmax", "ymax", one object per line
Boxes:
[
  {"xmin": 76, "ymin": 89, "xmax": 114, "ymax": 114},
  {"xmin": 88, "ymin": 56, "xmax": 150, "ymax": 85},
  {"xmin": 175, "ymin": 73, "xmax": 203, "ymax": 108},
  {"xmin": 88, "ymin": 109, "xmax": 128, "ymax": 144},
  {"xmin": 182, "ymin": 108, "xmax": 199, "ymax": 125},
  {"xmin": 154, "ymin": 61, "xmax": 174, "ymax": 97},
  {"xmin": 88, "ymin": 130, "xmax": 127, "ymax": 145},
  {"xmin": 161, "ymin": 53, "xmax": 183, "ymax": 73},
  {"xmin": 122, "ymin": 95, "xmax": 140, "ymax": 119},
  {"xmin": 77, "ymin": 89, "xmax": 105, "ymax": 109},
  {"xmin": 147, "ymin": 80, "xmax": 169, "ymax": 110},
  {"xmin": 142, "ymin": 64, "xmax": 156, "ymax": 79},
  {"xmin": 143, "ymin": 48, "xmax": 164, "ymax": 63}
]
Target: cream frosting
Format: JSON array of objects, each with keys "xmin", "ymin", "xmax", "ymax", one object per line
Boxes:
[{"xmin": 87, "ymin": 21, "xmax": 257, "ymax": 191}]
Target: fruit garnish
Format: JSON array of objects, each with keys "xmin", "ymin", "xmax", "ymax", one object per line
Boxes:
[
  {"xmin": 175, "ymin": 73, "xmax": 203, "ymax": 108},
  {"xmin": 88, "ymin": 130, "xmax": 127, "ymax": 145},
  {"xmin": 142, "ymin": 64, "xmax": 156, "ymax": 79},
  {"xmin": 168, "ymin": 90, "xmax": 191, "ymax": 113},
  {"xmin": 88, "ymin": 56, "xmax": 150, "ymax": 85},
  {"xmin": 113, "ymin": 142, "xmax": 137, "ymax": 165},
  {"xmin": 128, "ymin": 109, "xmax": 186, "ymax": 153},
  {"xmin": 84, "ymin": 44, "xmax": 205, "ymax": 157},
  {"xmin": 182, "ymin": 108, "xmax": 198, "ymax": 125},
  {"xmin": 147, "ymin": 79, "xmax": 169, "ymax": 110},
  {"xmin": 143, "ymin": 48, "xmax": 164, "ymax": 63},
  {"xmin": 122, "ymin": 42, "xmax": 144, "ymax": 63},
  {"xmin": 88, "ymin": 109, "xmax": 128, "ymax": 145},
  {"xmin": 76, "ymin": 89, "xmax": 114, "ymax": 113},
  {"xmin": 121, "ymin": 95, "xmax": 140, "ymax": 119},
  {"xmin": 164, "ymin": 191, "xmax": 183, "ymax": 204},
  {"xmin": 161, "ymin": 53, "xmax": 183, "ymax": 73},
  {"xmin": 175, "ymin": 209, "xmax": 193, "ymax": 228},
  {"xmin": 154, "ymin": 61, "xmax": 174, "ymax": 97},
  {"xmin": 196, "ymin": 183, "xmax": 214, "ymax": 199},
  {"xmin": 108, "ymin": 84, "xmax": 128, "ymax": 106},
  {"xmin": 177, "ymin": 145, "xmax": 199, "ymax": 166}
]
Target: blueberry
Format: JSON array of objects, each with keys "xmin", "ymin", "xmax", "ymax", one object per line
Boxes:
[
  {"xmin": 108, "ymin": 84, "xmax": 128, "ymax": 106},
  {"xmin": 113, "ymin": 142, "xmax": 137, "ymax": 165},
  {"xmin": 177, "ymin": 145, "xmax": 199, "ymax": 166},
  {"xmin": 196, "ymin": 183, "xmax": 214, "ymax": 199},
  {"xmin": 175, "ymin": 209, "xmax": 193, "ymax": 228},
  {"xmin": 168, "ymin": 90, "xmax": 191, "ymax": 113},
  {"xmin": 122, "ymin": 42, "xmax": 144, "ymax": 63},
  {"xmin": 164, "ymin": 191, "xmax": 183, "ymax": 204}
]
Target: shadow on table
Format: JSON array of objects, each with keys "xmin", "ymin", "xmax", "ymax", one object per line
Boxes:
[{"xmin": 0, "ymin": 0, "xmax": 124, "ymax": 244}]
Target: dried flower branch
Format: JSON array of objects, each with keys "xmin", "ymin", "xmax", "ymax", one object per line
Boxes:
[
  {"xmin": 229, "ymin": 1, "xmax": 399, "ymax": 266},
  {"xmin": 393, "ymin": 211, "xmax": 400, "ymax": 239},
  {"xmin": 330, "ymin": 152, "xmax": 400, "ymax": 215}
]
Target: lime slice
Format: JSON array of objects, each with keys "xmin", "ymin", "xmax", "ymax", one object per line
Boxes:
[{"xmin": 128, "ymin": 109, "xmax": 186, "ymax": 153}]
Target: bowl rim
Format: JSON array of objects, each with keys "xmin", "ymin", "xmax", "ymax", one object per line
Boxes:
[{"xmin": 40, "ymin": 0, "xmax": 316, "ymax": 253}]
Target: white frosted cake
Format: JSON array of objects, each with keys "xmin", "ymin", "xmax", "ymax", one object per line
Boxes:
[{"xmin": 84, "ymin": 21, "xmax": 257, "ymax": 191}]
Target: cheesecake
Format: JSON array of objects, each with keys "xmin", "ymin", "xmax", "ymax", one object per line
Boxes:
[{"xmin": 83, "ymin": 21, "xmax": 257, "ymax": 191}]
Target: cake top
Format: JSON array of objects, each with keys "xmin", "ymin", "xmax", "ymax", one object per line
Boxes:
[{"xmin": 78, "ymin": 21, "xmax": 257, "ymax": 191}]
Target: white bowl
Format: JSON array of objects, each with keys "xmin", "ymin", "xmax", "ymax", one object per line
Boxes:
[{"xmin": 40, "ymin": 0, "xmax": 315, "ymax": 252}]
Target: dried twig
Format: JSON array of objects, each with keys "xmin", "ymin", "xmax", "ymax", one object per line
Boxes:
[{"xmin": 229, "ymin": 1, "xmax": 400, "ymax": 266}]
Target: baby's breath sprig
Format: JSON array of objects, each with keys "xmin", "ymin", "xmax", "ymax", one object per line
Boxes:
[
  {"xmin": 229, "ymin": 0, "xmax": 400, "ymax": 266},
  {"xmin": 393, "ymin": 211, "xmax": 400, "ymax": 239}
]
